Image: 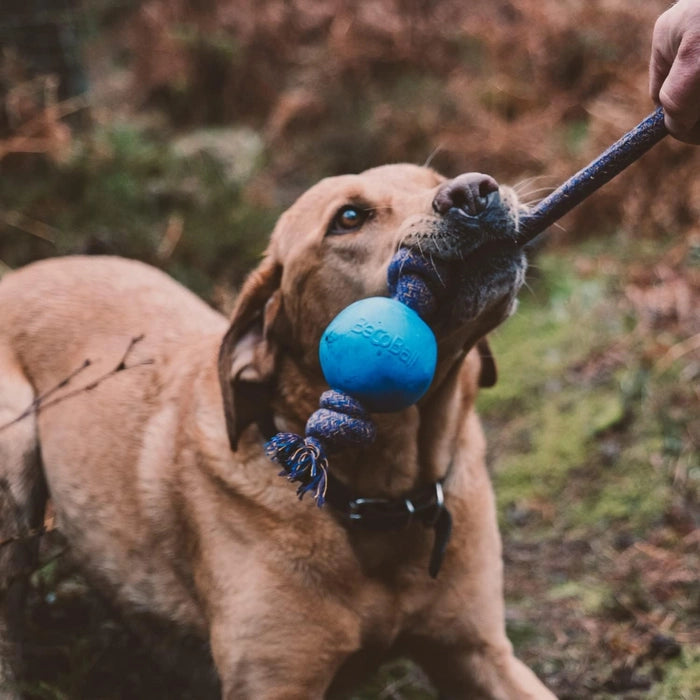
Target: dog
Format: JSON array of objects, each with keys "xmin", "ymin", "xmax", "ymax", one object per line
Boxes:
[{"xmin": 0, "ymin": 164, "xmax": 556, "ymax": 699}]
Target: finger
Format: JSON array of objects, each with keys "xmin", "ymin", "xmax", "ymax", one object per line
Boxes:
[
  {"xmin": 650, "ymin": 51, "xmax": 671, "ymax": 103},
  {"xmin": 659, "ymin": 33, "xmax": 700, "ymax": 138},
  {"xmin": 669, "ymin": 119, "xmax": 700, "ymax": 145},
  {"xmin": 649, "ymin": 15, "xmax": 674, "ymax": 101}
]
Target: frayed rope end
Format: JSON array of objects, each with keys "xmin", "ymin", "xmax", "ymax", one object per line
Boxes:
[{"xmin": 265, "ymin": 433, "xmax": 329, "ymax": 507}]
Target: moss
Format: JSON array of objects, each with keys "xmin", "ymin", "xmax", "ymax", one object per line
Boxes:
[
  {"xmin": 547, "ymin": 580, "xmax": 614, "ymax": 615},
  {"xmin": 477, "ymin": 256, "xmax": 617, "ymax": 416},
  {"xmin": 482, "ymin": 247, "xmax": 678, "ymax": 537},
  {"xmin": 567, "ymin": 452, "xmax": 670, "ymax": 533},
  {"xmin": 647, "ymin": 646, "xmax": 700, "ymax": 699}
]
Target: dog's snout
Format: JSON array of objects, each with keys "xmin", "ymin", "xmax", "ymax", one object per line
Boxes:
[{"xmin": 432, "ymin": 173, "xmax": 500, "ymax": 217}]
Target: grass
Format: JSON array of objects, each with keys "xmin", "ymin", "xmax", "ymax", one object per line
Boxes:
[
  {"xmin": 482, "ymin": 242, "xmax": 689, "ymax": 537},
  {"xmin": 476, "ymin": 237, "xmax": 699, "ymax": 698},
  {"xmin": 648, "ymin": 646, "xmax": 700, "ymax": 699}
]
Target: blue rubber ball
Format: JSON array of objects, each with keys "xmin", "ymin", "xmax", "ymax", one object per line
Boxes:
[{"xmin": 319, "ymin": 297, "xmax": 437, "ymax": 412}]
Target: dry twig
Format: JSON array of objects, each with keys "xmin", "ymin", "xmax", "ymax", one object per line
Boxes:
[{"xmin": 0, "ymin": 335, "xmax": 153, "ymax": 434}]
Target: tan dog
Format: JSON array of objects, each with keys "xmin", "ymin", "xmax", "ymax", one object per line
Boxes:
[{"xmin": 0, "ymin": 164, "xmax": 556, "ymax": 699}]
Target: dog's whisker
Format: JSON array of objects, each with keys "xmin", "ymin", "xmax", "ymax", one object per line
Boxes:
[
  {"xmin": 520, "ymin": 184, "xmax": 558, "ymax": 195},
  {"xmin": 513, "ymin": 173, "xmax": 552, "ymax": 188},
  {"xmin": 513, "ymin": 174, "xmax": 558, "ymax": 193},
  {"xmin": 423, "ymin": 145, "xmax": 444, "ymax": 169},
  {"xmin": 520, "ymin": 192, "xmax": 560, "ymax": 208},
  {"xmin": 429, "ymin": 252, "xmax": 445, "ymax": 287},
  {"xmin": 521, "ymin": 278, "xmax": 536, "ymax": 298},
  {"xmin": 516, "ymin": 186, "xmax": 558, "ymax": 201}
]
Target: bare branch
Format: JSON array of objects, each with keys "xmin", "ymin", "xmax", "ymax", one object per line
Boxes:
[
  {"xmin": 0, "ymin": 526, "xmax": 47, "ymax": 551},
  {"xmin": 0, "ymin": 335, "xmax": 153, "ymax": 434}
]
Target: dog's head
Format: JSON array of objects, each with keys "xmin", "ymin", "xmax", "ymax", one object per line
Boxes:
[{"xmin": 219, "ymin": 164, "xmax": 526, "ymax": 448}]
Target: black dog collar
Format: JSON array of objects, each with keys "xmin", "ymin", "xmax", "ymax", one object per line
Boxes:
[{"xmin": 324, "ymin": 474, "xmax": 453, "ymax": 578}]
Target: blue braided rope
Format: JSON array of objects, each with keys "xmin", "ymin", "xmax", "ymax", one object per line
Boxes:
[
  {"xmin": 265, "ymin": 249, "xmax": 439, "ymax": 505},
  {"xmin": 306, "ymin": 391, "xmax": 376, "ymax": 449},
  {"xmin": 517, "ymin": 107, "xmax": 668, "ymax": 245},
  {"xmin": 387, "ymin": 247, "xmax": 446, "ymax": 319}
]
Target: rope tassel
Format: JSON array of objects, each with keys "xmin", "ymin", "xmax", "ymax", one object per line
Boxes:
[
  {"xmin": 265, "ymin": 434, "xmax": 330, "ymax": 506},
  {"xmin": 265, "ymin": 392, "xmax": 377, "ymax": 507}
]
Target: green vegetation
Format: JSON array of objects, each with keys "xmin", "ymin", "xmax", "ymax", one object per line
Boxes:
[
  {"xmin": 482, "ymin": 242, "xmax": 696, "ymax": 537},
  {"xmin": 1, "ymin": 122, "xmax": 277, "ymax": 298},
  {"xmin": 476, "ymin": 240, "xmax": 699, "ymax": 698},
  {"xmin": 648, "ymin": 647, "xmax": 700, "ymax": 699}
]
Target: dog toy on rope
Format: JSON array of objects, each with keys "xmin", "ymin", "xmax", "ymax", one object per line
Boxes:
[
  {"xmin": 266, "ymin": 107, "xmax": 669, "ymax": 505},
  {"xmin": 266, "ymin": 249, "xmax": 444, "ymax": 505}
]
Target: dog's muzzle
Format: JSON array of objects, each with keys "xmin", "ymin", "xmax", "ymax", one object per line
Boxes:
[
  {"xmin": 430, "ymin": 173, "xmax": 521, "ymax": 260},
  {"xmin": 394, "ymin": 172, "xmax": 526, "ymax": 330}
]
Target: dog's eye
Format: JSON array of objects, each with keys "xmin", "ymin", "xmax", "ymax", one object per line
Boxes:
[{"xmin": 327, "ymin": 205, "xmax": 373, "ymax": 235}]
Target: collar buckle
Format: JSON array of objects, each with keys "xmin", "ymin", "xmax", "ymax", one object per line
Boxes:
[
  {"xmin": 425, "ymin": 481, "xmax": 445, "ymax": 526},
  {"xmin": 348, "ymin": 497, "xmax": 389, "ymax": 521}
]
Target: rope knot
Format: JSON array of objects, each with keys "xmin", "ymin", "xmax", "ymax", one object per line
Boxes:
[
  {"xmin": 306, "ymin": 391, "xmax": 376, "ymax": 449},
  {"xmin": 387, "ymin": 248, "xmax": 448, "ymax": 319}
]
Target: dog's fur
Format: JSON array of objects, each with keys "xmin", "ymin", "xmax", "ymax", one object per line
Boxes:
[{"xmin": 0, "ymin": 164, "xmax": 556, "ymax": 699}]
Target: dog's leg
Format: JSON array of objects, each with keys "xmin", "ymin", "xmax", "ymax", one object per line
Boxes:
[
  {"xmin": 405, "ymin": 606, "xmax": 557, "ymax": 700},
  {"xmin": 207, "ymin": 591, "xmax": 358, "ymax": 700},
  {"xmin": 418, "ymin": 641, "xmax": 557, "ymax": 700},
  {"xmin": 0, "ymin": 350, "xmax": 46, "ymax": 699},
  {"xmin": 210, "ymin": 628, "xmax": 349, "ymax": 699},
  {"xmin": 403, "ymin": 495, "xmax": 557, "ymax": 699}
]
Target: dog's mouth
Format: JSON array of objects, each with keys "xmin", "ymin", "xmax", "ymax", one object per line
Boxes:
[{"xmin": 397, "ymin": 185, "xmax": 527, "ymax": 332}]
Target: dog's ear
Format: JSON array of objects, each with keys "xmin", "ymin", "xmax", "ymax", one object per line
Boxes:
[
  {"xmin": 218, "ymin": 255, "xmax": 284, "ymax": 450},
  {"xmin": 476, "ymin": 338, "xmax": 497, "ymax": 388}
]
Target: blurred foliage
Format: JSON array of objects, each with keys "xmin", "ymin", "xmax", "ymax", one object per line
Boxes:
[
  {"xmin": 0, "ymin": 0, "xmax": 698, "ymax": 698},
  {"xmin": 0, "ymin": 119, "xmax": 276, "ymax": 298},
  {"xmin": 482, "ymin": 238, "xmax": 699, "ymax": 698}
]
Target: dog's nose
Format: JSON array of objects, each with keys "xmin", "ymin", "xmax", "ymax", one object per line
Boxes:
[{"xmin": 432, "ymin": 173, "xmax": 500, "ymax": 217}]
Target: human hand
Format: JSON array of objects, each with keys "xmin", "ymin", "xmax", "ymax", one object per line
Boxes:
[{"xmin": 649, "ymin": 0, "xmax": 700, "ymax": 144}]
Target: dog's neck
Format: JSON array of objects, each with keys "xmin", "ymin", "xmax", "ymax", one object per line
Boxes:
[{"xmin": 268, "ymin": 351, "xmax": 469, "ymax": 499}]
